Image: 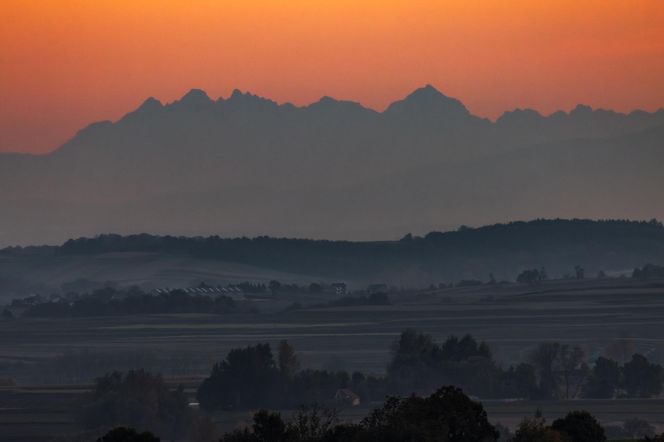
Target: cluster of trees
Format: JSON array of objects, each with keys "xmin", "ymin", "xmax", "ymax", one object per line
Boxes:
[
  {"xmin": 196, "ymin": 341, "xmax": 386, "ymax": 411},
  {"xmin": 86, "ymin": 345, "xmax": 664, "ymax": 442},
  {"xmin": 388, "ymin": 331, "xmax": 584, "ymax": 399},
  {"xmin": 221, "ymin": 404, "xmax": 626, "ymax": 442},
  {"xmin": 605, "ymin": 418, "xmax": 659, "ymax": 440},
  {"xmin": 510, "ymin": 411, "xmax": 606, "ymax": 442},
  {"xmin": 633, "ymin": 264, "xmax": 664, "ymax": 280},
  {"xmin": 81, "ymin": 370, "xmax": 192, "ymax": 440},
  {"xmin": 390, "ymin": 331, "xmax": 664, "ymax": 401},
  {"xmin": 516, "ymin": 268, "xmax": 548, "ymax": 284},
  {"xmin": 221, "ymin": 386, "xmax": 498, "ymax": 442},
  {"xmin": 96, "ymin": 427, "xmax": 160, "ymax": 442},
  {"xmin": 518, "ymin": 262, "xmax": 664, "ymax": 283},
  {"xmin": 222, "ymin": 403, "xmax": 664, "ymax": 442},
  {"xmin": 387, "ymin": 331, "xmax": 499, "ymax": 397},
  {"xmin": 196, "ymin": 331, "xmax": 664, "ymax": 414},
  {"xmin": 585, "ymin": 354, "xmax": 663, "ymax": 398},
  {"xmin": 20, "ymin": 287, "xmax": 238, "ymax": 317}
]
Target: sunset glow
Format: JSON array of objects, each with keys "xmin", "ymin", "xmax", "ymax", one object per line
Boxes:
[{"xmin": 2, "ymin": 0, "xmax": 664, "ymax": 153}]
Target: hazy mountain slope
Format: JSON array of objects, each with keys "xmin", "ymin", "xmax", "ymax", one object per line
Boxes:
[
  {"xmin": 1, "ymin": 219, "xmax": 663, "ymax": 300},
  {"xmin": 0, "ymin": 86, "xmax": 662, "ymax": 245},
  {"xmin": 0, "ymin": 251, "xmax": 324, "ymax": 302}
]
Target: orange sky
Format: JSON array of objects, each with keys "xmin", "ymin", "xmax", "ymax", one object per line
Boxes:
[{"xmin": 2, "ymin": 0, "xmax": 664, "ymax": 153}]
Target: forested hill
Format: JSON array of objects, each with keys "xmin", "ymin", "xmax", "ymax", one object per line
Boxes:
[{"xmin": 26, "ymin": 219, "xmax": 664, "ymax": 282}]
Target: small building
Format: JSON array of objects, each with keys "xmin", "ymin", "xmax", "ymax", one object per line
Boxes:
[{"xmin": 334, "ymin": 388, "xmax": 360, "ymax": 407}]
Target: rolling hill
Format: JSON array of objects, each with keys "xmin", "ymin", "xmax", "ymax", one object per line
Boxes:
[{"xmin": 2, "ymin": 219, "xmax": 663, "ymax": 301}]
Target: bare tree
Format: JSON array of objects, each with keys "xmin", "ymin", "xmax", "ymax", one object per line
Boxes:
[{"xmin": 278, "ymin": 340, "xmax": 300, "ymax": 379}]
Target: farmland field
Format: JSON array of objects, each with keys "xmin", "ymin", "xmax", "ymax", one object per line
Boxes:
[
  {"xmin": 1, "ymin": 278, "xmax": 664, "ymax": 440},
  {"xmin": 2, "ymin": 278, "xmax": 664, "ymax": 374}
]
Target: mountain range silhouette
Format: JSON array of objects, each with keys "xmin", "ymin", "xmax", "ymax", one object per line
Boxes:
[{"xmin": 1, "ymin": 85, "xmax": 662, "ymax": 246}]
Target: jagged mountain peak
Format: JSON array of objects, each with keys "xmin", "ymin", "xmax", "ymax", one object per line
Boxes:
[
  {"xmin": 385, "ymin": 84, "xmax": 470, "ymax": 118},
  {"xmin": 139, "ymin": 97, "xmax": 163, "ymax": 110},
  {"xmin": 307, "ymin": 96, "xmax": 372, "ymax": 114},
  {"xmin": 171, "ymin": 88, "xmax": 212, "ymax": 108},
  {"xmin": 224, "ymin": 89, "xmax": 278, "ymax": 108},
  {"xmin": 3, "ymin": 85, "xmax": 664, "ymax": 246},
  {"xmin": 496, "ymin": 108, "xmax": 544, "ymax": 125},
  {"xmin": 571, "ymin": 104, "xmax": 594, "ymax": 115},
  {"xmin": 129, "ymin": 97, "xmax": 163, "ymax": 116},
  {"xmin": 230, "ymin": 88, "xmax": 247, "ymax": 99}
]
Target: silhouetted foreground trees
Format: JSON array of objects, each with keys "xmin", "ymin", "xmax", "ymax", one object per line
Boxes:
[
  {"xmin": 79, "ymin": 332, "xmax": 664, "ymax": 440},
  {"xmin": 96, "ymin": 405, "xmax": 664, "ymax": 442},
  {"xmin": 96, "ymin": 427, "xmax": 160, "ymax": 442},
  {"xmin": 218, "ymin": 397, "xmax": 664, "ymax": 442},
  {"xmin": 550, "ymin": 410, "xmax": 606, "ymax": 442},
  {"xmin": 87, "ymin": 355, "xmax": 664, "ymax": 441},
  {"xmin": 511, "ymin": 411, "xmax": 606, "ymax": 442},
  {"xmin": 221, "ymin": 386, "xmax": 498, "ymax": 442}
]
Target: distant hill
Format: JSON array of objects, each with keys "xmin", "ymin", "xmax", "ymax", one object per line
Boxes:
[
  {"xmin": 2, "ymin": 219, "xmax": 664, "ymax": 299},
  {"xmin": 0, "ymin": 85, "xmax": 663, "ymax": 246}
]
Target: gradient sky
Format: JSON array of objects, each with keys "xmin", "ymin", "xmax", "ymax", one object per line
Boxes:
[{"xmin": 2, "ymin": 0, "xmax": 664, "ymax": 153}]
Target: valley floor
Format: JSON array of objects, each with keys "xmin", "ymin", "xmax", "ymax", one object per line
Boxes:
[{"xmin": 1, "ymin": 278, "xmax": 664, "ymax": 440}]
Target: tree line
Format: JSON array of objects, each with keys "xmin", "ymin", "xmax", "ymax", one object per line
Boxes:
[
  {"xmin": 195, "ymin": 331, "xmax": 664, "ymax": 412},
  {"xmin": 26, "ymin": 218, "xmax": 664, "ymax": 280},
  {"xmin": 93, "ymin": 387, "xmax": 664, "ymax": 442},
  {"xmin": 16, "ymin": 287, "xmax": 239, "ymax": 317},
  {"xmin": 80, "ymin": 330, "xmax": 664, "ymax": 441},
  {"xmin": 189, "ymin": 330, "xmax": 664, "ymax": 418}
]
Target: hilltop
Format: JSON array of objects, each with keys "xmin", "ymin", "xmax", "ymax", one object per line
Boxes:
[{"xmin": 2, "ymin": 219, "xmax": 663, "ymax": 300}]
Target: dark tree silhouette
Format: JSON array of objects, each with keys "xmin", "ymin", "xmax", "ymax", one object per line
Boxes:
[
  {"xmin": 197, "ymin": 343, "xmax": 279, "ymax": 410},
  {"xmin": 82, "ymin": 370, "xmax": 190, "ymax": 440},
  {"xmin": 512, "ymin": 417, "xmax": 567, "ymax": 442},
  {"xmin": 278, "ymin": 340, "xmax": 300, "ymax": 379},
  {"xmin": 96, "ymin": 427, "xmax": 160, "ymax": 442},
  {"xmin": 551, "ymin": 410, "xmax": 606, "ymax": 442},
  {"xmin": 219, "ymin": 386, "xmax": 497, "ymax": 442},
  {"xmin": 584, "ymin": 357, "xmax": 620, "ymax": 398},
  {"xmin": 360, "ymin": 386, "xmax": 498, "ymax": 442},
  {"xmin": 622, "ymin": 354, "xmax": 663, "ymax": 397},
  {"xmin": 516, "ymin": 268, "xmax": 546, "ymax": 285}
]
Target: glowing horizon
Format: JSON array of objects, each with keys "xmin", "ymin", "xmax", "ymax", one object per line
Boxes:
[{"xmin": 2, "ymin": 0, "xmax": 664, "ymax": 153}]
